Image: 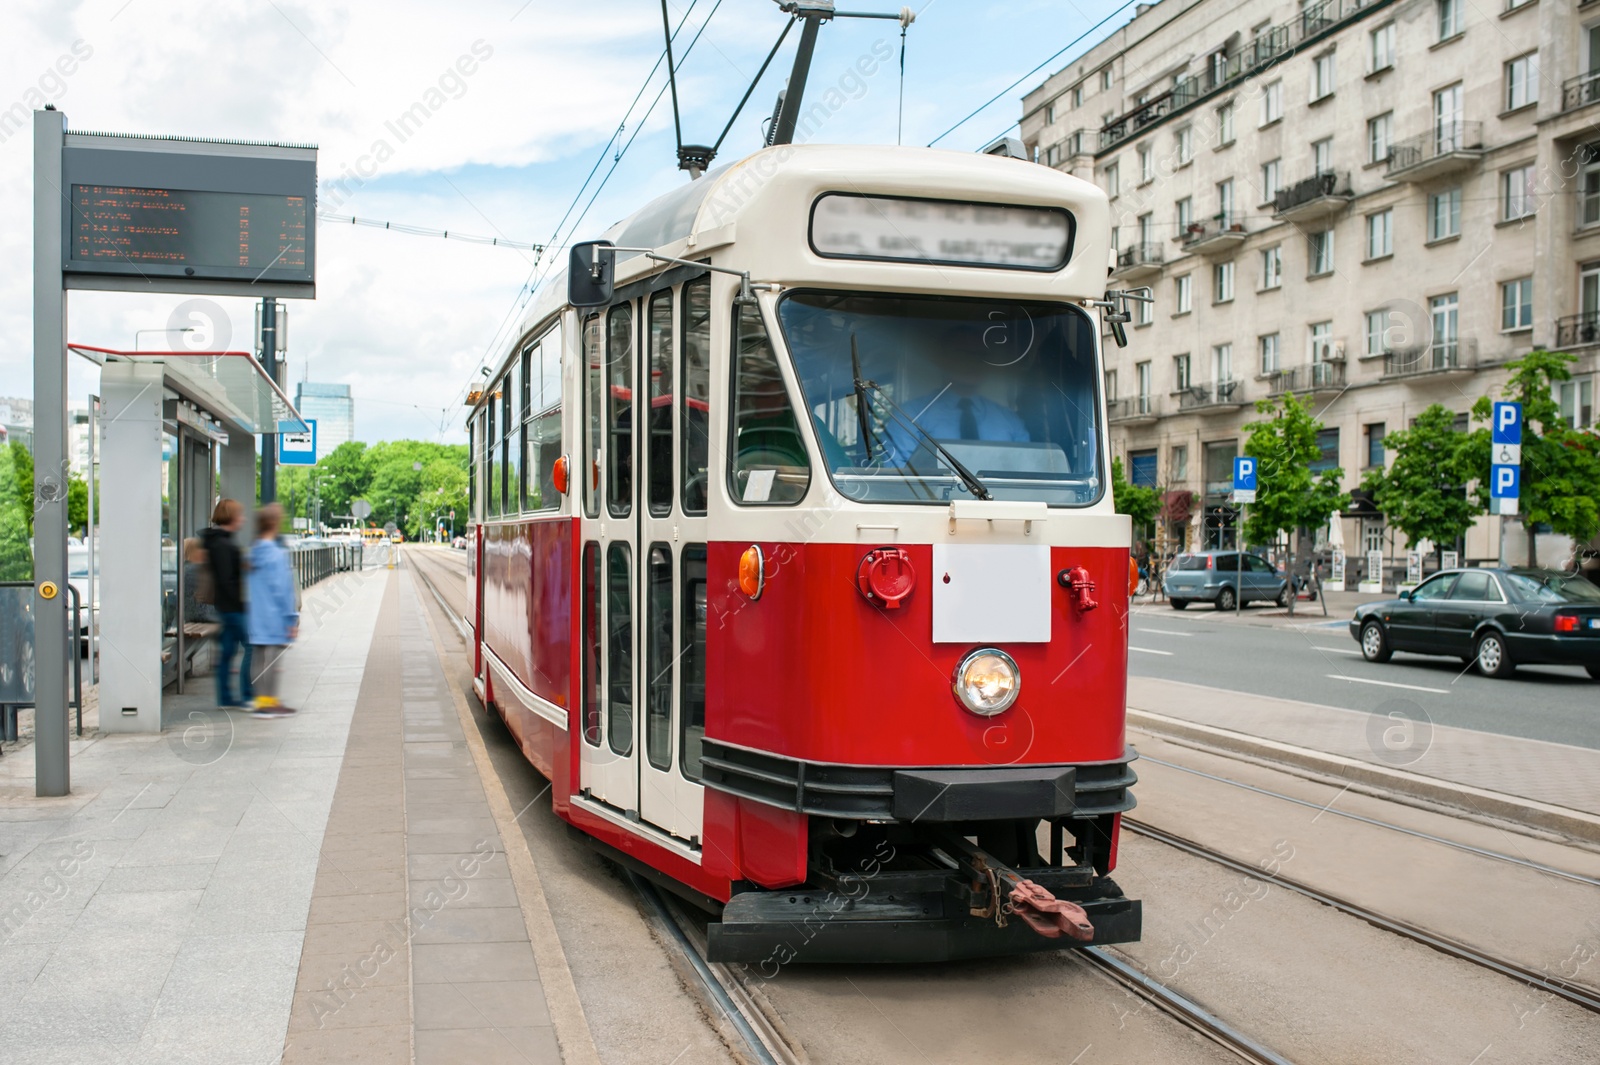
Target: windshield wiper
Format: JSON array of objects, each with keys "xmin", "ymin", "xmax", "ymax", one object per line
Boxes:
[
  {"xmin": 849, "ymin": 333, "xmax": 878, "ymax": 463},
  {"xmin": 852, "ymin": 377, "xmax": 993, "ymax": 502}
]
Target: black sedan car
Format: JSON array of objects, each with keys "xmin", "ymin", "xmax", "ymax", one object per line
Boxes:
[{"xmin": 1350, "ymin": 568, "xmax": 1600, "ymax": 679}]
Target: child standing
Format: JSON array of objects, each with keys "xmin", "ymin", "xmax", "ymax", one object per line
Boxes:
[{"xmin": 247, "ymin": 503, "xmax": 299, "ymax": 717}]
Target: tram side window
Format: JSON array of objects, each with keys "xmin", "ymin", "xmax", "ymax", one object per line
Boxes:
[
  {"xmin": 645, "ymin": 543, "xmax": 673, "ymax": 771},
  {"xmin": 581, "ymin": 541, "xmax": 601, "ymax": 746},
  {"xmin": 606, "ymin": 303, "xmax": 633, "ymax": 519},
  {"xmin": 729, "ymin": 301, "xmax": 810, "ymax": 505},
  {"xmin": 679, "ymin": 544, "xmax": 707, "ymax": 782},
  {"xmin": 681, "ymin": 277, "xmax": 711, "ymax": 515},
  {"xmin": 648, "ymin": 291, "xmax": 674, "ymax": 518},
  {"xmin": 518, "ymin": 342, "xmax": 534, "ymax": 510},
  {"xmin": 583, "ymin": 315, "xmax": 602, "ymax": 519},
  {"xmin": 504, "ymin": 359, "xmax": 521, "ymax": 516},
  {"xmin": 606, "ymin": 541, "xmax": 633, "ymax": 757},
  {"xmin": 525, "ymin": 330, "xmax": 564, "ymax": 512},
  {"xmin": 486, "ymin": 385, "xmax": 499, "ymax": 518},
  {"xmin": 469, "ymin": 412, "xmax": 482, "ymax": 522}
]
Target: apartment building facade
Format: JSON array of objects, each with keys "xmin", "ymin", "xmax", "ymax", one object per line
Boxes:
[{"xmin": 1021, "ymin": 0, "xmax": 1599, "ymax": 569}]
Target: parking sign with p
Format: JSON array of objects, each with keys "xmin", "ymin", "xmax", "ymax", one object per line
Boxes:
[
  {"xmin": 1490, "ymin": 402, "xmax": 1521, "ymax": 515},
  {"xmin": 1232, "ymin": 456, "xmax": 1257, "ymax": 503}
]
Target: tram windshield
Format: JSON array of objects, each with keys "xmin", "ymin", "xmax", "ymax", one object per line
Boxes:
[{"xmin": 778, "ymin": 291, "xmax": 1103, "ymax": 506}]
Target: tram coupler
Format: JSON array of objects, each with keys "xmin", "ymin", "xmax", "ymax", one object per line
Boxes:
[{"xmin": 936, "ymin": 833, "xmax": 1095, "ymax": 942}]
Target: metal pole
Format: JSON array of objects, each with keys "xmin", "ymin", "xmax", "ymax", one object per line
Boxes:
[
  {"xmin": 33, "ymin": 108, "xmax": 70, "ymax": 796},
  {"xmin": 1235, "ymin": 505, "xmax": 1243, "ymax": 617},
  {"xmin": 770, "ymin": 13, "xmax": 824, "ymax": 146},
  {"xmin": 87, "ymin": 394, "xmax": 97, "ymax": 684},
  {"xmin": 259, "ymin": 298, "xmax": 278, "ymax": 503}
]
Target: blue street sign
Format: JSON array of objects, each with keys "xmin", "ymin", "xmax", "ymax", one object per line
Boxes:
[
  {"xmin": 1490, "ymin": 463, "xmax": 1520, "ymax": 499},
  {"xmin": 1491, "ymin": 402, "xmax": 1522, "ymax": 446},
  {"xmin": 1232, "ymin": 456, "xmax": 1257, "ymax": 492},
  {"xmin": 278, "ymin": 418, "xmax": 317, "ymax": 466}
]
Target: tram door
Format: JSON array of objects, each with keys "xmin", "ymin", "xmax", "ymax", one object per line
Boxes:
[{"xmin": 579, "ymin": 277, "xmax": 709, "ymax": 846}]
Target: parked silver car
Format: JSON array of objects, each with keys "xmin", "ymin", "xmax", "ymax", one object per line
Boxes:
[{"xmin": 1163, "ymin": 550, "xmax": 1290, "ymax": 611}]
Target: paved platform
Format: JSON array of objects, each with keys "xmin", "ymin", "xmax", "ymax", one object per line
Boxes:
[
  {"xmin": 1130, "ymin": 675, "xmax": 1600, "ymax": 826},
  {"xmin": 0, "ymin": 566, "xmax": 580, "ymax": 1065}
]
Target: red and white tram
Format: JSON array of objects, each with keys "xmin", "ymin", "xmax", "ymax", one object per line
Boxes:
[{"xmin": 467, "ymin": 143, "xmax": 1141, "ymax": 963}]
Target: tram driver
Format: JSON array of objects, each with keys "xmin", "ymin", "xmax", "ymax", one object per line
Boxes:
[{"xmin": 881, "ymin": 322, "xmax": 1031, "ymax": 465}]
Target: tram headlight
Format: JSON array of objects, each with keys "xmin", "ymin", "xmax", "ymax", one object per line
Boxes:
[{"xmin": 952, "ymin": 648, "xmax": 1020, "ymax": 717}]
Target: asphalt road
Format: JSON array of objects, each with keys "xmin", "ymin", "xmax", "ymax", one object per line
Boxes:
[{"xmin": 1126, "ymin": 602, "xmax": 1600, "ymax": 750}]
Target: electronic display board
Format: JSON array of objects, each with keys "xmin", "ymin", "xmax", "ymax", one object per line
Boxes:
[{"xmin": 61, "ymin": 132, "xmax": 316, "ymax": 296}]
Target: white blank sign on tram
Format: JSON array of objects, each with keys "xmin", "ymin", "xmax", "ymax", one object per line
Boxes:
[{"xmin": 931, "ymin": 543, "xmax": 1051, "ymax": 643}]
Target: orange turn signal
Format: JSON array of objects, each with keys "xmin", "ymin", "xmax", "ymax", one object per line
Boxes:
[
  {"xmin": 552, "ymin": 455, "xmax": 570, "ymax": 495},
  {"xmin": 1128, "ymin": 557, "xmax": 1139, "ymax": 596},
  {"xmin": 738, "ymin": 545, "xmax": 765, "ymax": 600}
]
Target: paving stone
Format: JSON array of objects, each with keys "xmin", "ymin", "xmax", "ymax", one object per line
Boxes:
[
  {"xmin": 412, "ymin": 941, "xmax": 540, "ymax": 984},
  {"xmin": 413, "ymin": 1025, "xmax": 562, "ymax": 1065},
  {"xmin": 412, "ymin": 977, "xmax": 551, "ymax": 1029}
]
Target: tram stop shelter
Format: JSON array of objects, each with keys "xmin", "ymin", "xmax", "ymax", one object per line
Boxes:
[{"xmin": 72, "ymin": 344, "xmax": 306, "ymax": 734}]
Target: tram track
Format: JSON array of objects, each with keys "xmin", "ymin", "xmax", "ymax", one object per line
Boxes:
[{"xmin": 1123, "ymin": 817, "xmax": 1600, "ymax": 1016}]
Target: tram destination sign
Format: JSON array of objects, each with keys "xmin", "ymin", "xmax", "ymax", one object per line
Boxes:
[
  {"xmin": 60, "ymin": 131, "xmax": 316, "ymax": 298},
  {"xmin": 809, "ymin": 193, "xmax": 1073, "ymax": 271}
]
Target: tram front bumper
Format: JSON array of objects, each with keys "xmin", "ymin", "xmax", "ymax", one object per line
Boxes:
[{"xmin": 707, "ymin": 877, "xmax": 1141, "ymax": 965}]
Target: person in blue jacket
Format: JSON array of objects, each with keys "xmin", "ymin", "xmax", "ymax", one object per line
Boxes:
[{"xmin": 247, "ymin": 503, "xmax": 299, "ymax": 717}]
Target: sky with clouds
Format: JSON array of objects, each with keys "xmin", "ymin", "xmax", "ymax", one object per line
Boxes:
[{"xmin": 0, "ymin": 0, "xmax": 1133, "ymax": 444}]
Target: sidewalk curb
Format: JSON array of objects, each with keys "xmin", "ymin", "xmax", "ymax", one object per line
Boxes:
[{"xmin": 1127, "ymin": 708, "xmax": 1600, "ymax": 845}]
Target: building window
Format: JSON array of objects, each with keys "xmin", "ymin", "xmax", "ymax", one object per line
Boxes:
[
  {"xmin": 1309, "ymin": 320, "xmax": 1333, "ymax": 362},
  {"xmin": 1260, "ymin": 333, "xmax": 1281, "ymax": 374},
  {"xmin": 1260, "ymin": 158, "xmax": 1281, "ymax": 203},
  {"xmin": 1176, "ymin": 126, "xmax": 1194, "ymax": 164},
  {"xmin": 1438, "ymin": 0, "xmax": 1462, "ymax": 41},
  {"xmin": 1171, "ymin": 444, "xmax": 1189, "ymax": 481},
  {"xmin": 1072, "ymin": 86, "xmax": 1082, "ymax": 108},
  {"xmin": 1363, "ymin": 521, "xmax": 1385, "ymax": 554},
  {"xmin": 1047, "ymin": 102, "xmax": 1057, "ymax": 124},
  {"xmin": 1174, "ymin": 353, "xmax": 1192, "ymax": 390},
  {"xmin": 1502, "ymin": 164, "xmax": 1536, "ymax": 220},
  {"xmin": 1428, "ymin": 187, "xmax": 1461, "ymax": 240},
  {"xmin": 1582, "ymin": 147, "xmax": 1600, "ymax": 227},
  {"xmin": 1175, "ymin": 274, "xmax": 1193, "ymax": 314},
  {"xmin": 1309, "ymin": 228, "xmax": 1335, "ymax": 275},
  {"xmin": 1139, "ymin": 144, "xmax": 1154, "ymax": 183},
  {"xmin": 1105, "ymin": 370, "xmax": 1117, "ymax": 402},
  {"xmin": 1364, "ymin": 311, "xmax": 1386, "ymax": 357},
  {"xmin": 1261, "ymin": 245, "xmax": 1283, "ymax": 289},
  {"xmin": 1102, "ymin": 68, "xmax": 1113, "ymax": 91},
  {"xmin": 1366, "ymin": 423, "xmax": 1386, "ymax": 469},
  {"xmin": 1505, "ymin": 52, "xmax": 1539, "ymax": 110},
  {"xmin": 1311, "ymin": 428, "xmax": 1340, "ymax": 473},
  {"xmin": 1500, "ymin": 278, "xmax": 1533, "ymax": 330},
  {"xmin": 1367, "ymin": 113, "xmax": 1392, "ymax": 164},
  {"xmin": 1213, "ymin": 343, "xmax": 1233, "ymax": 385},
  {"xmin": 1217, "ymin": 102, "xmax": 1235, "ymax": 145},
  {"xmin": 1312, "ymin": 51, "xmax": 1336, "ymax": 101},
  {"xmin": 1135, "ymin": 292, "xmax": 1153, "ymax": 326},
  {"xmin": 1430, "ymin": 293, "xmax": 1460, "ymax": 364},
  {"xmin": 1434, "ymin": 84, "xmax": 1464, "ymax": 149},
  {"xmin": 1312, "ymin": 138, "xmax": 1333, "ymax": 175},
  {"xmin": 1046, "ymin": 144, "xmax": 1062, "ymax": 167},
  {"xmin": 1136, "ymin": 361, "xmax": 1153, "ymax": 410},
  {"xmin": 1217, "ymin": 179, "xmax": 1235, "ymax": 225},
  {"xmin": 1366, "ymin": 209, "xmax": 1393, "ymax": 259},
  {"xmin": 1177, "ymin": 196, "xmax": 1193, "ymax": 231},
  {"xmin": 1104, "ymin": 162, "xmax": 1120, "ymax": 198},
  {"xmin": 1370, "ymin": 22, "xmax": 1396, "ymax": 72},
  {"xmin": 1262, "ymin": 80, "xmax": 1283, "ymax": 125},
  {"xmin": 1214, "ymin": 260, "xmax": 1235, "ymax": 303},
  {"xmin": 1557, "ymin": 377, "xmax": 1595, "ymax": 428}
]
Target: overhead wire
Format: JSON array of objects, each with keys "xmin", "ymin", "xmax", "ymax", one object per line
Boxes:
[{"xmin": 317, "ymin": 213, "xmax": 542, "ymax": 251}]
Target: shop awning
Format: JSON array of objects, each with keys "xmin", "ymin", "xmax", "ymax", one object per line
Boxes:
[{"xmin": 69, "ymin": 347, "xmax": 307, "ymax": 435}]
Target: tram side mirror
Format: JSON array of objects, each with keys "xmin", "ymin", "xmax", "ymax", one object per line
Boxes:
[
  {"xmin": 568, "ymin": 241, "xmax": 616, "ymax": 307},
  {"xmin": 1108, "ymin": 318, "xmax": 1128, "ymax": 348}
]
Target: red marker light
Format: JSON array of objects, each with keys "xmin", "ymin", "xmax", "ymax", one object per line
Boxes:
[
  {"xmin": 1554, "ymin": 615, "xmax": 1579, "ymax": 633},
  {"xmin": 552, "ymin": 455, "xmax": 570, "ymax": 495}
]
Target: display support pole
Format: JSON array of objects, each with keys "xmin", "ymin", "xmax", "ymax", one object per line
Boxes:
[
  {"xmin": 87, "ymin": 394, "xmax": 97, "ymax": 686},
  {"xmin": 259, "ymin": 297, "xmax": 278, "ymax": 504},
  {"xmin": 33, "ymin": 108, "xmax": 69, "ymax": 797}
]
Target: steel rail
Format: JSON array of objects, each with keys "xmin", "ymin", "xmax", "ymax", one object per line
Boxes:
[
  {"xmin": 1140, "ymin": 754, "xmax": 1600, "ymax": 889},
  {"xmin": 1079, "ymin": 947, "xmax": 1300, "ymax": 1065},
  {"xmin": 1125, "ymin": 819, "xmax": 1600, "ymax": 1015}
]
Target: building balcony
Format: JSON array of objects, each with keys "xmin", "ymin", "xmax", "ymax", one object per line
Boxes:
[
  {"xmin": 1113, "ymin": 242, "xmax": 1164, "ymax": 281},
  {"xmin": 1273, "ymin": 171, "xmax": 1352, "ymax": 224},
  {"xmin": 1562, "ymin": 72, "xmax": 1600, "ymax": 114},
  {"xmin": 1266, "ymin": 361, "xmax": 1346, "ymax": 396},
  {"xmin": 1385, "ymin": 122, "xmax": 1484, "ymax": 183},
  {"xmin": 1108, "ymin": 395, "xmax": 1160, "ymax": 425},
  {"xmin": 1177, "ymin": 380, "xmax": 1246, "ymax": 413},
  {"xmin": 1556, "ymin": 312, "xmax": 1600, "ymax": 347},
  {"xmin": 1381, "ymin": 341, "xmax": 1476, "ymax": 381},
  {"xmin": 1179, "ymin": 216, "xmax": 1248, "ymax": 257}
]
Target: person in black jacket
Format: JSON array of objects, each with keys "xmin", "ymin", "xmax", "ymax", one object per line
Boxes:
[{"xmin": 203, "ymin": 499, "xmax": 251, "ymax": 710}]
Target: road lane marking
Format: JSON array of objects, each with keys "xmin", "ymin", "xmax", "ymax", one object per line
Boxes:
[
  {"xmin": 1325, "ymin": 674, "xmax": 1448, "ymax": 694},
  {"xmin": 1309, "ymin": 646, "xmax": 1363, "ymax": 656},
  {"xmin": 1130, "ymin": 646, "xmax": 1174, "ymax": 656},
  {"xmin": 1135, "ymin": 628, "xmax": 1193, "ymax": 637}
]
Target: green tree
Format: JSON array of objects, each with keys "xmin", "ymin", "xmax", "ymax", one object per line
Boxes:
[
  {"xmin": 67, "ymin": 473, "xmax": 88, "ymax": 534},
  {"xmin": 1110, "ymin": 456, "xmax": 1160, "ymax": 538},
  {"xmin": 1466, "ymin": 349, "xmax": 1600, "ymax": 566},
  {"xmin": 1361, "ymin": 404, "xmax": 1482, "ymax": 569},
  {"xmin": 318, "ymin": 440, "xmax": 371, "ymax": 520},
  {"xmin": 1242, "ymin": 393, "xmax": 1350, "ymax": 614},
  {"xmin": 9, "ymin": 441, "xmax": 34, "ymax": 539},
  {"xmin": 0, "ymin": 444, "xmax": 33, "ymax": 580}
]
